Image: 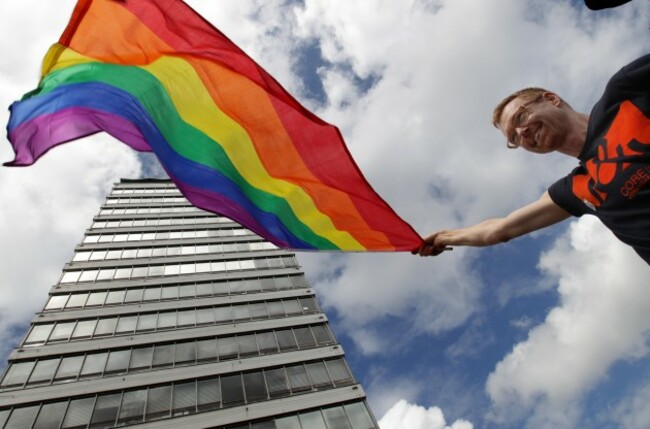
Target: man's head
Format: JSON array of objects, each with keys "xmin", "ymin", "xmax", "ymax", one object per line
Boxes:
[{"xmin": 493, "ymin": 88, "xmax": 578, "ymax": 154}]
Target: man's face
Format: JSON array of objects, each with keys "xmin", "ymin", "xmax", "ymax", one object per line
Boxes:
[{"xmin": 498, "ymin": 93, "xmax": 569, "ymax": 154}]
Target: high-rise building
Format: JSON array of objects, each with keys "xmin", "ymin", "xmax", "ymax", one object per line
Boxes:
[{"xmin": 0, "ymin": 179, "xmax": 378, "ymax": 429}]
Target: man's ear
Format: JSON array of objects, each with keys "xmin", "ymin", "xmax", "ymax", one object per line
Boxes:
[{"xmin": 543, "ymin": 92, "xmax": 562, "ymax": 107}]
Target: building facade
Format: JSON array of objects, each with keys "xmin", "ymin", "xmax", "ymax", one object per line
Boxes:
[{"xmin": 0, "ymin": 179, "xmax": 377, "ymax": 429}]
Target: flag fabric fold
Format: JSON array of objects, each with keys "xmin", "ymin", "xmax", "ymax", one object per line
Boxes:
[{"xmin": 5, "ymin": 0, "xmax": 423, "ymax": 251}]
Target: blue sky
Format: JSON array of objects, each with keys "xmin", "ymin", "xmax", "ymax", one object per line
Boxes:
[{"xmin": 1, "ymin": 1, "xmax": 649, "ymax": 428}]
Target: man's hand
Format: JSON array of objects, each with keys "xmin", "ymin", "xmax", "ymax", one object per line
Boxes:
[{"xmin": 413, "ymin": 231, "xmax": 454, "ymax": 256}]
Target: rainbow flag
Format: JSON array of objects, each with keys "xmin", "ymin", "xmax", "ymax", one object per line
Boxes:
[{"xmin": 5, "ymin": 0, "xmax": 422, "ymax": 251}]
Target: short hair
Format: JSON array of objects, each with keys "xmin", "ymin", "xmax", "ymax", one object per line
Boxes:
[{"xmin": 492, "ymin": 87, "xmax": 570, "ymax": 129}]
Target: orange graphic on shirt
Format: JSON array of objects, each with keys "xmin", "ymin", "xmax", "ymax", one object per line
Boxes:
[{"xmin": 572, "ymin": 101, "xmax": 650, "ymax": 208}]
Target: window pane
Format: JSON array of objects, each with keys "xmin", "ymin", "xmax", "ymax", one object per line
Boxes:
[
  {"xmin": 49, "ymin": 322, "xmax": 76, "ymax": 342},
  {"xmin": 250, "ymin": 303, "xmax": 268, "ymax": 320},
  {"xmin": 233, "ymin": 304, "xmax": 251, "ymax": 321},
  {"xmin": 299, "ymin": 411, "xmax": 327, "ymax": 429},
  {"xmin": 86, "ymin": 292, "xmax": 107, "ymax": 307},
  {"xmin": 116, "ymin": 316, "xmax": 138, "ymax": 334},
  {"xmin": 129, "ymin": 347, "xmax": 154, "ymax": 371},
  {"xmin": 214, "ymin": 306, "xmax": 233, "ymax": 323},
  {"xmin": 148, "ymin": 266, "xmax": 165, "ymax": 277},
  {"xmin": 322, "ymin": 406, "xmax": 352, "ymax": 429},
  {"xmin": 45, "ymin": 295, "xmax": 69, "ymax": 310},
  {"xmin": 276, "ymin": 330, "xmax": 298, "ymax": 352},
  {"xmin": 344, "ymin": 402, "xmax": 375, "ymax": 429},
  {"xmin": 105, "ymin": 350, "xmax": 130, "ymax": 374},
  {"xmin": 237, "ymin": 334, "xmax": 258, "ymax": 357},
  {"xmin": 172, "ymin": 381, "xmax": 196, "ymax": 416},
  {"xmin": 33, "ymin": 402, "xmax": 68, "ymax": 429},
  {"xmin": 89, "ymin": 393, "xmax": 121, "ymax": 428},
  {"xmin": 153, "ymin": 344, "xmax": 174, "ymax": 368},
  {"xmin": 196, "ymin": 308, "xmax": 215, "ymax": 325},
  {"xmin": 179, "ymin": 285, "xmax": 195, "ymax": 298},
  {"xmin": 267, "ymin": 301, "xmax": 285, "ymax": 318},
  {"xmin": 136, "ymin": 314, "xmax": 158, "ymax": 332},
  {"xmin": 105, "ymin": 290, "xmax": 126, "ymax": 305},
  {"xmin": 55, "ymin": 356, "xmax": 84, "ymax": 382},
  {"xmin": 94, "ymin": 318, "xmax": 117, "ymax": 337},
  {"xmin": 60, "ymin": 271, "xmax": 81, "ymax": 284},
  {"xmin": 146, "ymin": 385, "xmax": 171, "ymax": 421},
  {"xmin": 96, "ymin": 268, "xmax": 115, "ymax": 281},
  {"xmin": 79, "ymin": 270, "xmax": 98, "ymax": 282},
  {"xmin": 143, "ymin": 287, "xmax": 161, "ymax": 301},
  {"xmin": 29, "ymin": 358, "xmax": 59, "ymax": 384},
  {"xmin": 161, "ymin": 286, "xmax": 178, "ymax": 300},
  {"xmin": 1, "ymin": 361, "xmax": 35, "ymax": 387},
  {"xmin": 197, "ymin": 339, "xmax": 218, "ymax": 361},
  {"xmin": 72, "ymin": 320, "xmax": 97, "ymax": 340},
  {"xmin": 243, "ymin": 371, "xmax": 267, "ymax": 402},
  {"xmin": 306, "ymin": 362, "xmax": 332, "ymax": 387},
  {"xmin": 26, "ymin": 325, "xmax": 54, "ymax": 344},
  {"xmin": 163, "ymin": 264, "xmax": 180, "ymax": 276},
  {"xmin": 294, "ymin": 327, "xmax": 317, "ymax": 349},
  {"xmin": 197, "ymin": 378, "xmax": 221, "ymax": 411},
  {"xmin": 196, "ymin": 283, "xmax": 213, "ymax": 296},
  {"xmin": 300, "ymin": 297, "xmax": 318, "ymax": 313},
  {"xmin": 275, "ymin": 277, "xmax": 293, "ymax": 290},
  {"xmin": 327, "ymin": 359, "xmax": 353, "ymax": 385},
  {"xmin": 265, "ymin": 368, "xmax": 290, "ymax": 398},
  {"xmin": 6, "ymin": 405, "xmax": 39, "ymax": 429},
  {"xmin": 118, "ymin": 390, "xmax": 146, "ymax": 425},
  {"xmin": 218, "ymin": 337, "xmax": 238, "ymax": 360},
  {"xmin": 125, "ymin": 289, "xmax": 144, "ymax": 303},
  {"xmin": 286, "ymin": 364, "xmax": 311, "ymax": 392},
  {"xmin": 177, "ymin": 310, "xmax": 196, "ymax": 327},
  {"xmin": 157, "ymin": 312, "xmax": 177, "ymax": 329},
  {"xmin": 80, "ymin": 353, "xmax": 108, "ymax": 378},
  {"xmin": 114, "ymin": 267, "xmax": 132, "ymax": 280},
  {"xmin": 276, "ymin": 415, "xmax": 302, "ymax": 429},
  {"xmin": 221, "ymin": 374, "xmax": 244, "ymax": 406},
  {"xmin": 312, "ymin": 325, "xmax": 334, "ymax": 345},
  {"xmin": 283, "ymin": 299, "xmax": 302, "ymax": 315},
  {"xmin": 62, "ymin": 397, "xmax": 95, "ymax": 429},
  {"xmin": 175, "ymin": 342, "xmax": 196, "ymax": 364},
  {"xmin": 256, "ymin": 332, "xmax": 278, "ymax": 354}
]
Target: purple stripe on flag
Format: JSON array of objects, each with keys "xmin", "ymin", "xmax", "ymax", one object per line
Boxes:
[
  {"xmin": 172, "ymin": 180, "xmax": 290, "ymax": 249},
  {"xmin": 6, "ymin": 107, "xmax": 152, "ymax": 166}
]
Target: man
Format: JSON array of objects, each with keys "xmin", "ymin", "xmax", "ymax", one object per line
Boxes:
[{"xmin": 416, "ymin": 54, "xmax": 650, "ymax": 264}]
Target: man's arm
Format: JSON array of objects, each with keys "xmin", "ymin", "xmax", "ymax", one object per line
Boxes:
[{"xmin": 416, "ymin": 191, "xmax": 571, "ymax": 256}]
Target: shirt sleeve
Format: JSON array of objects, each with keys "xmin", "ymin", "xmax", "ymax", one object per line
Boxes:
[{"xmin": 548, "ymin": 169, "xmax": 592, "ymax": 218}]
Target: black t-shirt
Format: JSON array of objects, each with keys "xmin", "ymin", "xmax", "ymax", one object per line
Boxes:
[{"xmin": 548, "ymin": 54, "xmax": 650, "ymax": 264}]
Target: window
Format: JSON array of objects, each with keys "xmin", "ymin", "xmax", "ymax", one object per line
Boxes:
[
  {"xmin": 197, "ymin": 339, "xmax": 218, "ymax": 361},
  {"xmin": 218, "ymin": 337, "xmax": 238, "ymax": 360},
  {"xmin": 283, "ymin": 299, "xmax": 303, "ymax": 315},
  {"xmin": 196, "ymin": 308, "xmax": 215, "ymax": 325},
  {"xmin": 294, "ymin": 327, "xmax": 317, "ymax": 349},
  {"xmin": 105, "ymin": 350, "xmax": 130, "ymax": 375},
  {"xmin": 312, "ymin": 325, "xmax": 334, "ymax": 345},
  {"xmin": 256, "ymin": 332, "xmax": 278, "ymax": 354},
  {"xmin": 55, "ymin": 356, "xmax": 84, "ymax": 382},
  {"xmin": 61, "ymin": 397, "xmax": 95, "ymax": 429},
  {"xmin": 327, "ymin": 359, "xmax": 353, "ymax": 385},
  {"xmin": 26, "ymin": 325, "xmax": 54, "ymax": 345},
  {"xmin": 161, "ymin": 286, "xmax": 179, "ymax": 300},
  {"xmin": 116, "ymin": 316, "xmax": 138, "ymax": 334},
  {"xmin": 233, "ymin": 304, "xmax": 251, "ymax": 321},
  {"xmin": 117, "ymin": 390, "xmax": 146, "ymax": 425},
  {"xmin": 275, "ymin": 415, "xmax": 302, "ymax": 429},
  {"xmin": 344, "ymin": 402, "xmax": 375, "ymax": 429},
  {"xmin": 153, "ymin": 344, "xmax": 174, "ymax": 368},
  {"xmin": 157, "ymin": 312, "xmax": 177, "ymax": 329},
  {"xmin": 265, "ymin": 368, "xmax": 290, "ymax": 398},
  {"xmin": 86, "ymin": 292, "xmax": 107, "ymax": 307},
  {"xmin": 175, "ymin": 342, "xmax": 196, "ymax": 364},
  {"xmin": 237, "ymin": 335, "xmax": 258, "ymax": 357},
  {"xmin": 298, "ymin": 411, "xmax": 327, "ymax": 429},
  {"xmin": 33, "ymin": 402, "xmax": 68, "ymax": 429},
  {"xmin": 105, "ymin": 290, "xmax": 126, "ymax": 305},
  {"xmin": 143, "ymin": 287, "xmax": 161, "ymax": 301},
  {"xmin": 214, "ymin": 306, "xmax": 233, "ymax": 323},
  {"xmin": 266, "ymin": 301, "xmax": 285, "ymax": 318},
  {"xmin": 286, "ymin": 364, "xmax": 311, "ymax": 392},
  {"xmin": 177, "ymin": 310, "xmax": 196, "ymax": 327},
  {"xmin": 276, "ymin": 330, "xmax": 298, "ymax": 352},
  {"xmin": 6, "ymin": 405, "xmax": 39, "ymax": 429},
  {"xmin": 1, "ymin": 361, "xmax": 35, "ymax": 387},
  {"xmin": 172, "ymin": 381, "xmax": 196, "ymax": 416},
  {"xmin": 29, "ymin": 358, "xmax": 59, "ymax": 384},
  {"xmin": 250, "ymin": 303, "xmax": 268, "ymax": 320},
  {"xmin": 50, "ymin": 322, "xmax": 76, "ymax": 342},
  {"xmin": 94, "ymin": 318, "xmax": 117, "ymax": 337},
  {"xmin": 221, "ymin": 374, "xmax": 244, "ymax": 406},
  {"xmin": 322, "ymin": 406, "xmax": 352, "ymax": 429},
  {"xmin": 136, "ymin": 314, "xmax": 158, "ymax": 332},
  {"xmin": 129, "ymin": 347, "xmax": 154, "ymax": 371},
  {"xmin": 243, "ymin": 371, "xmax": 267, "ymax": 402},
  {"xmin": 197, "ymin": 378, "xmax": 221, "ymax": 411},
  {"xmin": 89, "ymin": 393, "xmax": 121, "ymax": 428},
  {"xmin": 306, "ymin": 362, "xmax": 332, "ymax": 388},
  {"xmin": 80, "ymin": 353, "xmax": 107, "ymax": 378},
  {"xmin": 45, "ymin": 295, "xmax": 69, "ymax": 310},
  {"xmin": 145, "ymin": 385, "xmax": 171, "ymax": 420}
]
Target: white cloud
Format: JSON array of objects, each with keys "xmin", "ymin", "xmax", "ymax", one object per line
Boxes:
[
  {"xmin": 611, "ymin": 378, "xmax": 650, "ymax": 429},
  {"xmin": 379, "ymin": 400, "xmax": 473, "ymax": 429},
  {"xmin": 486, "ymin": 216, "xmax": 650, "ymax": 429}
]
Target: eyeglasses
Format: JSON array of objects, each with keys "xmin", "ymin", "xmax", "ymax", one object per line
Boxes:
[{"xmin": 506, "ymin": 94, "xmax": 543, "ymax": 149}]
